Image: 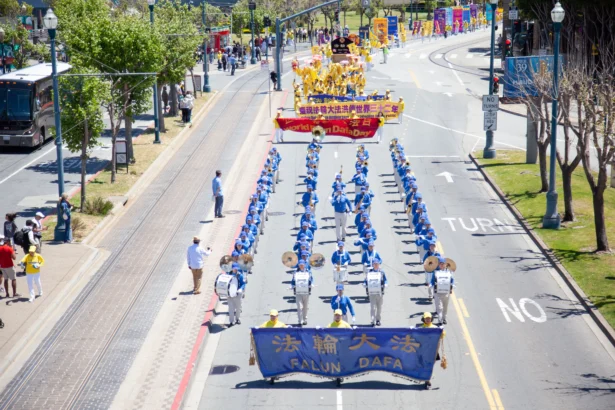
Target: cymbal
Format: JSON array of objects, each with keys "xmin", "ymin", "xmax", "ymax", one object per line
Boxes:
[
  {"xmin": 239, "ymin": 254, "xmax": 254, "ymax": 270},
  {"xmin": 309, "ymin": 253, "xmax": 326, "ymax": 269},
  {"xmin": 220, "ymin": 255, "xmax": 233, "ymax": 273},
  {"xmin": 423, "ymin": 256, "xmax": 439, "ymax": 273},
  {"xmin": 282, "ymin": 251, "xmax": 298, "ymax": 268},
  {"xmin": 445, "ymin": 258, "xmax": 457, "ymax": 272}
]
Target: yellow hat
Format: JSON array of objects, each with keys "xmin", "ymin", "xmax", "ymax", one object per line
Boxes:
[
  {"xmin": 269, "ymin": 309, "xmax": 279, "ymax": 316},
  {"xmin": 423, "ymin": 312, "xmax": 432, "ymax": 319},
  {"xmin": 29, "ymin": 245, "xmax": 37, "ymax": 252},
  {"xmin": 334, "ymin": 309, "xmax": 343, "ymax": 315}
]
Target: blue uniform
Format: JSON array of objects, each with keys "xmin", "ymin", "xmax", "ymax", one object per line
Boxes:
[
  {"xmin": 360, "ymin": 227, "xmax": 377, "ymax": 240},
  {"xmin": 422, "ymin": 250, "xmax": 441, "ymax": 263},
  {"xmin": 330, "ymin": 294, "xmax": 355, "ymax": 316},
  {"xmin": 300, "ymin": 215, "xmax": 318, "ymax": 233},
  {"xmin": 301, "ymin": 191, "xmax": 319, "ymax": 208},
  {"xmin": 416, "ymin": 235, "xmax": 437, "ymax": 251},
  {"xmin": 331, "ymin": 180, "xmax": 347, "ymax": 191},
  {"xmin": 298, "ymin": 228, "xmax": 314, "ymax": 242},
  {"xmin": 231, "ymin": 272, "xmax": 246, "ymax": 291},
  {"xmin": 354, "ymin": 237, "xmax": 373, "ymax": 251},
  {"xmin": 331, "ymin": 250, "xmax": 351, "ymax": 266},
  {"xmin": 354, "ymin": 193, "xmax": 372, "ymax": 208},
  {"xmin": 332, "ymin": 195, "xmax": 353, "ymax": 213},
  {"xmin": 351, "ymin": 172, "xmax": 366, "ymax": 187},
  {"xmin": 304, "ymin": 176, "xmax": 317, "ymax": 191},
  {"xmin": 361, "ymin": 249, "xmax": 382, "ymax": 266}
]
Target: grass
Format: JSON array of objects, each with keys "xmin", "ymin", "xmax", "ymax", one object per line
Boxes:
[
  {"xmin": 475, "ymin": 150, "xmax": 615, "ymax": 329},
  {"xmin": 42, "ymin": 94, "xmax": 211, "ymax": 242}
]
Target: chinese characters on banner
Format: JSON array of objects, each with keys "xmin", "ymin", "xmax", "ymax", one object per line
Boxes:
[
  {"xmin": 251, "ymin": 328, "xmax": 443, "ymax": 381},
  {"xmin": 297, "ymin": 101, "xmax": 402, "ymax": 120},
  {"xmin": 276, "ymin": 118, "xmax": 380, "ymax": 139},
  {"xmin": 373, "ymin": 18, "xmax": 388, "ymax": 44}
]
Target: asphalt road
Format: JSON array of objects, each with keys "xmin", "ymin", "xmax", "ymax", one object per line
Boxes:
[{"xmin": 195, "ymin": 33, "xmax": 615, "ymax": 410}]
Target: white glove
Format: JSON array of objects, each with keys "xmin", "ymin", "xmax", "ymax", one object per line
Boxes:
[
  {"xmin": 352, "ymin": 316, "xmax": 356, "ymax": 323},
  {"xmin": 315, "ymin": 326, "xmax": 322, "ymax": 329}
]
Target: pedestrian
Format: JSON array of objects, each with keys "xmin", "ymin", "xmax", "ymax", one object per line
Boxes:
[
  {"xmin": 20, "ymin": 245, "xmax": 44, "ymax": 303},
  {"xmin": 273, "ymin": 111, "xmax": 284, "ymax": 143},
  {"xmin": 398, "ymin": 97, "xmax": 405, "ymax": 123},
  {"xmin": 217, "ymin": 50, "xmax": 222, "ymax": 70},
  {"xmin": 186, "ymin": 236, "xmax": 212, "ymax": 295},
  {"xmin": 382, "ymin": 45, "xmax": 389, "ymax": 63},
  {"xmin": 260, "ymin": 309, "xmax": 286, "ymax": 327},
  {"xmin": 270, "ymin": 71, "xmax": 278, "ymax": 89},
  {"xmin": 212, "ymin": 170, "xmax": 224, "ymax": 218},
  {"xmin": 162, "ymin": 86, "xmax": 169, "ymax": 114},
  {"xmin": 31, "ymin": 211, "xmax": 46, "ymax": 252},
  {"xmin": 377, "ymin": 111, "xmax": 385, "ymax": 143},
  {"xmin": 4, "ymin": 213, "xmax": 17, "ymax": 251},
  {"xmin": 59, "ymin": 193, "xmax": 73, "ymax": 243},
  {"xmin": 179, "ymin": 94, "xmax": 188, "ymax": 123},
  {"xmin": 229, "ymin": 53, "xmax": 237, "ymax": 76},
  {"xmin": 0, "ymin": 235, "xmax": 17, "ymax": 298},
  {"xmin": 15, "ymin": 220, "xmax": 37, "ymax": 257},
  {"xmin": 184, "ymin": 91, "xmax": 195, "ymax": 125},
  {"xmin": 430, "ymin": 257, "xmax": 454, "ymax": 324},
  {"xmin": 222, "ymin": 53, "xmax": 227, "ymax": 71},
  {"xmin": 419, "ymin": 312, "xmax": 446, "ymax": 390},
  {"xmin": 327, "ymin": 308, "xmax": 352, "ymax": 328},
  {"xmin": 330, "ymin": 284, "xmax": 355, "ymax": 324}
]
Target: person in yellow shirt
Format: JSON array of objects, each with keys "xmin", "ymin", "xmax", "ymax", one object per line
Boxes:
[
  {"xmin": 327, "ymin": 309, "xmax": 352, "ymax": 328},
  {"xmin": 377, "ymin": 111, "xmax": 386, "ymax": 144},
  {"xmin": 274, "ymin": 111, "xmax": 283, "ymax": 143},
  {"xmin": 398, "ymin": 97, "xmax": 405, "ymax": 123},
  {"xmin": 20, "ymin": 245, "xmax": 44, "ymax": 303},
  {"xmin": 384, "ymin": 89, "xmax": 391, "ymax": 100},
  {"xmin": 260, "ymin": 309, "xmax": 287, "ymax": 328},
  {"xmin": 420, "ymin": 312, "xmax": 445, "ymax": 389}
]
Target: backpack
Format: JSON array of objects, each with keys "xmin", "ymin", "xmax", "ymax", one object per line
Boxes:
[{"xmin": 14, "ymin": 229, "xmax": 30, "ymax": 247}]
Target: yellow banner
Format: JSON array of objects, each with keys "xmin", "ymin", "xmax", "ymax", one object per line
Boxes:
[
  {"xmin": 311, "ymin": 46, "xmax": 321, "ymax": 55},
  {"xmin": 298, "ymin": 101, "xmax": 401, "ymax": 120},
  {"xmin": 373, "ymin": 18, "xmax": 388, "ymax": 44}
]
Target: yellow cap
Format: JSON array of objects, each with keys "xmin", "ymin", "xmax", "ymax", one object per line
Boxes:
[
  {"xmin": 334, "ymin": 309, "xmax": 343, "ymax": 315},
  {"xmin": 269, "ymin": 309, "xmax": 279, "ymax": 316},
  {"xmin": 29, "ymin": 245, "xmax": 37, "ymax": 252},
  {"xmin": 423, "ymin": 312, "xmax": 432, "ymax": 319}
]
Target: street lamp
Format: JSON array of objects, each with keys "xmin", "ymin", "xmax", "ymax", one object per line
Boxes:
[
  {"xmin": 0, "ymin": 28, "xmax": 5, "ymax": 74},
  {"xmin": 43, "ymin": 8, "xmax": 67, "ymax": 241},
  {"xmin": 202, "ymin": 0, "xmax": 211, "ymax": 92},
  {"xmin": 543, "ymin": 1, "xmax": 564, "ymax": 229},
  {"xmin": 482, "ymin": 0, "xmax": 498, "ymax": 159},
  {"xmin": 249, "ymin": 1, "xmax": 256, "ymax": 64},
  {"xmin": 147, "ymin": 0, "xmax": 161, "ymax": 144}
]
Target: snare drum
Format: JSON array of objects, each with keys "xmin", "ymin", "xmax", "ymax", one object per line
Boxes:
[
  {"xmin": 215, "ymin": 274, "xmax": 234, "ymax": 299},
  {"xmin": 333, "ymin": 267, "xmax": 348, "ymax": 284}
]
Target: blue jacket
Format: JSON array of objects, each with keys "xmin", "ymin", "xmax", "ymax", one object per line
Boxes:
[
  {"xmin": 332, "ymin": 195, "xmax": 353, "ymax": 213},
  {"xmin": 354, "ymin": 193, "xmax": 372, "ymax": 208},
  {"xmin": 330, "ymin": 294, "xmax": 355, "ymax": 316},
  {"xmin": 355, "ymin": 213, "xmax": 367, "ymax": 227},
  {"xmin": 416, "ymin": 235, "xmax": 437, "ymax": 250},
  {"xmin": 351, "ymin": 173, "xmax": 366, "ymax": 186},
  {"xmin": 331, "ymin": 250, "xmax": 351, "ymax": 266},
  {"xmin": 301, "ymin": 191, "xmax": 319, "ymax": 208},
  {"xmin": 405, "ymin": 190, "xmax": 418, "ymax": 206},
  {"xmin": 257, "ymin": 191, "xmax": 269, "ymax": 206},
  {"xmin": 298, "ymin": 228, "xmax": 314, "ymax": 242},
  {"xmin": 304, "ymin": 177, "xmax": 318, "ymax": 190},
  {"xmin": 360, "ymin": 227, "xmax": 377, "ymax": 240},
  {"xmin": 294, "ymin": 260, "xmax": 312, "ymax": 271},
  {"xmin": 361, "ymin": 250, "xmax": 382, "ymax": 266},
  {"xmin": 354, "ymin": 237, "xmax": 373, "ymax": 251},
  {"xmin": 331, "ymin": 180, "xmax": 347, "ymax": 191},
  {"xmin": 231, "ymin": 272, "xmax": 246, "ymax": 291},
  {"xmin": 422, "ymin": 250, "xmax": 441, "ymax": 263},
  {"xmin": 412, "ymin": 201, "xmax": 427, "ymax": 215},
  {"xmin": 245, "ymin": 222, "xmax": 258, "ymax": 236},
  {"xmin": 242, "ymin": 231, "xmax": 256, "ymax": 246},
  {"xmin": 300, "ymin": 216, "xmax": 318, "ymax": 232}
]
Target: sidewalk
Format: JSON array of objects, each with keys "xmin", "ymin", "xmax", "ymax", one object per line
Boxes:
[{"xmin": 0, "ymin": 243, "xmax": 107, "ymax": 384}]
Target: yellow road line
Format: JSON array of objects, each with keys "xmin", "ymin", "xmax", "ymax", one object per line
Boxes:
[
  {"xmin": 436, "ymin": 241, "xmax": 502, "ymax": 410},
  {"xmin": 409, "ymin": 70, "xmax": 422, "ymax": 89},
  {"xmin": 457, "ymin": 298, "xmax": 470, "ymax": 318},
  {"xmin": 492, "ymin": 389, "xmax": 505, "ymax": 409}
]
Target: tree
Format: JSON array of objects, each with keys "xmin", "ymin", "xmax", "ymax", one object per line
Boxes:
[
  {"xmin": 0, "ymin": 23, "xmax": 48, "ymax": 68},
  {"xmin": 59, "ymin": 71, "xmax": 109, "ymax": 210},
  {"xmin": 0, "ymin": 0, "xmax": 20, "ymax": 19}
]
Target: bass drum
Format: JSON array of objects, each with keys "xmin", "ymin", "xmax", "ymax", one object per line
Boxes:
[{"xmin": 215, "ymin": 273, "xmax": 234, "ymax": 299}]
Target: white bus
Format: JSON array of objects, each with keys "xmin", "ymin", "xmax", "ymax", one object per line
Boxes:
[{"xmin": 0, "ymin": 62, "xmax": 71, "ymax": 148}]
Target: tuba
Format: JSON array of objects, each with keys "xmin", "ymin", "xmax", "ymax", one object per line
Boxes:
[
  {"xmin": 389, "ymin": 138, "xmax": 399, "ymax": 151},
  {"xmin": 312, "ymin": 125, "xmax": 326, "ymax": 143}
]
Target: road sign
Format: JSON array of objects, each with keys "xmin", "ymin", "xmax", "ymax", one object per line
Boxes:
[
  {"xmin": 260, "ymin": 60, "xmax": 270, "ymax": 71},
  {"xmin": 484, "ymin": 111, "xmax": 498, "ymax": 131},
  {"xmin": 482, "ymin": 95, "xmax": 499, "ymax": 112},
  {"xmin": 509, "ymin": 9, "xmax": 518, "ymax": 20}
]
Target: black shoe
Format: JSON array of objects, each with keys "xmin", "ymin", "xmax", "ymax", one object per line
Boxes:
[
  {"xmin": 228, "ymin": 322, "xmax": 234, "ymax": 327},
  {"xmin": 376, "ymin": 320, "xmax": 381, "ymax": 326},
  {"xmin": 442, "ymin": 318, "xmax": 447, "ymax": 324},
  {"xmin": 302, "ymin": 320, "xmax": 307, "ymax": 325},
  {"xmin": 425, "ymin": 381, "xmax": 431, "ymax": 390},
  {"xmin": 236, "ymin": 319, "xmax": 241, "ymax": 325},
  {"xmin": 219, "ymin": 215, "xmax": 226, "ymax": 218}
]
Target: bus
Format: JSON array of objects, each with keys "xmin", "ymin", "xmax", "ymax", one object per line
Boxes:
[{"xmin": 0, "ymin": 62, "xmax": 71, "ymax": 148}]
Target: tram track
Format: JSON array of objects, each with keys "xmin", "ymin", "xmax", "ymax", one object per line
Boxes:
[
  {"xmin": 428, "ymin": 36, "xmax": 493, "ymax": 78},
  {"xmin": 0, "ymin": 68, "xmax": 272, "ymax": 410}
]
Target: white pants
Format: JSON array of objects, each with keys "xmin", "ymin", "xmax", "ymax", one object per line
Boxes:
[
  {"xmin": 334, "ymin": 212, "xmax": 348, "ymax": 240},
  {"xmin": 399, "ymin": 114, "xmax": 403, "ymax": 124},
  {"xmin": 369, "ymin": 294, "xmax": 383, "ymax": 322},
  {"xmin": 296, "ymin": 293, "xmax": 309, "ymax": 322},
  {"xmin": 424, "ymin": 271, "xmax": 434, "ymax": 296},
  {"xmin": 377, "ymin": 127, "xmax": 383, "ymax": 143},
  {"xmin": 275, "ymin": 128, "xmax": 284, "ymax": 142},
  {"xmin": 228, "ymin": 295, "xmax": 243, "ymax": 323},
  {"xmin": 434, "ymin": 293, "xmax": 450, "ymax": 321},
  {"xmin": 27, "ymin": 273, "xmax": 42, "ymax": 299},
  {"xmin": 418, "ymin": 246, "xmax": 426, "ymax": 262}
]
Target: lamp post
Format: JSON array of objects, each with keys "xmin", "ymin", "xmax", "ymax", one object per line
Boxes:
[
  {"xmin": 482, "ymin": 0, "xmax": 498, "ymax": 159},
  {"xmin": 249, "ymin": 1, "xmax": 256, "ymax": 64},
  {"xmin": 543, "ymin": 1, "xmax": 564, "ymax": 229},
  {"xmin": 147, "ymin": 0, "xmax": 161, "ymax": 144},
  {"xmin": 0, "ymin": 28, "xmax": 5, "ymax": 74},
  {"xmin": 43, "ymin": 9, "xmax": 67, "ymax": 241},
  {"xmin": 202, "ymin": 0, "xmax": 211, "ymax": 92}
]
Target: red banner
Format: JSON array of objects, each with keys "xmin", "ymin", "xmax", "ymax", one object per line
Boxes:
[{"xmin": 276, "ymin": 118, "xmax": 379, "ymax": 139}]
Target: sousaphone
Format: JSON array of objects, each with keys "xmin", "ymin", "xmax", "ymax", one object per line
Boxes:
[
  {"xmin": 309, "ymin": 253, "xmax": 326, "ymax": 270},
  {"xmin": 220, "ymin": 255, "xmax": 233, "ymax": 272},
  {"xmin": 282, "ymin": 251, "xmax": 299, "ymax": 268},
  {"xmin": 423, "ymin": 256, "xmax": 439, "ymax": 273},
  {"xmin": 238, "ymin": 254, "xmax": 254, "ymax": 271},
  {"xmin": 312, "ymin": 125, "xmax": 326, "ymax": 143}
]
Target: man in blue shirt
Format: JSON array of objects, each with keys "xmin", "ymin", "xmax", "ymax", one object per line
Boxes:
[
  {"xmin": 227, "ymin": 263, "xmax": 246, "ymax": 326},
  {"xmin": 212, "ymin": 170, "xmax": 224, "ymax": 218},
  {"xmin": 330, "ymin": 284, "xmax": 355, "ymax": 323},
  {"xmin": 331, "ymin": 189, "xmax": 353, "ymax": 241},
  {"xmin": 301, "ymin": 185, "xmax": 319, "ymax": 211}
]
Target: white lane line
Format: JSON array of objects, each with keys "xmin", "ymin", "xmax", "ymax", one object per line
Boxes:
[
  {"xmin": 0, "ymin": 145, "xmax": 56, "ymax": 186},
  {"xmin": 435, "ymin": 54, "xmax": 443, "ymax": 59},
  {"xmin": 448, "ymin": 62, "xmax": 465, "ymax": 87},
  {"xmin": 334, "ymin": 151, "xmax": 338, "ymax": 159},
  {"xmin": 470, "ymin": 136, "xmax": 482, "ymax": 153},
  {"xmin": 419, "ymin": 54, "xmax": 427, "ymax": 59},
  {"xmin": 406, "ymin": 155, "xmax": 461, "ymax": 158},
  {"xmin": 337, "ymin": 390, "xmax": 343, "ymax": 410},
  {"xmin": 403, "ymin": 114, "xmax": 527, "ymax": 151},
  {"xmin": 466, "ymin": 53, "xmax": 474, "ymax": 59},
  {"xmin": 449, "ymin": 54, "xmax": 458, "ymax": 59}
]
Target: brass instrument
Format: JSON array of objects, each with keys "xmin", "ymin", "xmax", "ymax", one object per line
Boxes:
[
  {"xmin": 282, "ymin": 251, "xmax": 299, "ymax": 268},
  {"xmin": 220, "ymin": 255, "xmax": 233, "ymax": 272},
  {"xmin": 312, "ymin": 125, "xmax": 326, "ymax": 143},
  {"xmin": 309, "ymin": 253, "xmax": 325, "ymax": 269},
  {"xmin": 389, "ymin": 138, "xmax": 399, "ymax": 151},
  {"xmin": 339, "ymin": 165, "xmax": 343, "ymax": 175},
  {"xmin": 363, "ymin": 160, "xmax": 369, "ymax": 167},
  {"xmin": 238, "ymin": 254, "xmax": 254, "ymax": 271},
  {"xmin": 423, "ymin": 256, "xmax": 439, "ymax": 273}
]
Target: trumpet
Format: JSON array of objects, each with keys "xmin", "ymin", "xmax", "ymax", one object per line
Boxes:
[{"xmin": 339, "ymin": 165, "xmax": 343, "ymax": 175}]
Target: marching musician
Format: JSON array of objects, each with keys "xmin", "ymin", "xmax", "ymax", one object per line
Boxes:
[
  {"xmin": 430, "ymin": 257, "xmax": 454, "ymax": 325},
  {"xmin": 331, "ymin": 241, "xmax": 351, "ymax": 271},
  {"xmin": 404, "ymin": 182, "xmax": 419, "ymax": 208},
  {"xmin": 227, "ymin": 263, "xmax": 246, "ymax": 326},
  {"xmin": 330, "ymin": 284, "xmax": 356, "ymax": 324},
  {"xmin": 359, "ymin": 219, "xmax": 377, "ymax": 240},
  {"xmin": 295, "ymin": 251, "xmax": 312, "ymax": 272},
  {"xmin": 233, "ymin": 240, "xmax": 247, "ymax": 256},
  {"xmin": 301, "ymin": 185, "xmax": 319, "ymax": 212},
  {"xmin": 416, "ymin": 228, "xmax": 437, "ymax": 262},
  {"xmin": 423, "ymin": 241, "xmax": 440, "ymax": 299},
  {"xmin": 412, "ymin": 193, "xmax": 428, "ymax": 215},
  {"xmin": 248, "ymin": 206, "xmax": 264, "ymax": 235},
  {"xmin": 361, "ymin": 240, "xmax": 382, "ymax": 276},
  {"xmin": 260, "ymin": 309, "xmax": 286, "ymax": 328},
  {"xmin": 245, "ymin": 215, "xmax": 259, "ymax": 238},
  {"xmin": 301, "ymin": 211, "xmax": 318, "ymax": 235},
  {"xmin": 256, "ymin": 185, "xmax": 269, "ymax": 210},
  {"xmin": 258, "ymin": 170, "xmax": 273, "ymax": 193},
  {"xmin": 411, "ymin": 207, "xmax": 426, "ymax": 232},
  {"xmin": 291, "ymin": 259, "xmax": 314, "ymax": 326},
  {"xmin": 241, "ymin": 224, "xmax": 257, "ymax": 252},
  {"xmin": 304, "ymin": 169, "xmax": 318, "ymax": 191},
  {"xmin": 356, "ymin": 156, "xmax": 369, "ymax": 177},
  {"xmin": 354, "ymin": 231, "xmax": 374, "ymax": 251},
  {"xmin": 364, "ymin": 182, "xmax": 375, "ymax": 199},
  {"xmin": 308, "ymin": 137, "xmax": 323, "ymax": 152},
  {"xmin": 327, "ymin": 309, "xmax": 352, "ymax": 328},
  {"xmin": 307, "ymin": 160, "xmax": 319, "ymax": 178},
  {"xmin": 236, "ymin": 234, "xmax": 251, "ymax": 254},
  {"xmin": 298, "ymin": 223, "xmax": 315, "ymax": 246},
  {"xmin": 349, "ymin": 166, "xmax": 367, "ymax": 195},
  {"xmin": 355, "ymin": 211, "xmax": 369, "ymax": 232},
  {"xmin": 356, "ymin": 144, "xmax": 369, "ymax": 160},
  {"xmin": 331, "ymin": 173, "xmax": 347, "ymax": 193},
  {"xmin": 331, "ymin": 189, "xmax": 353, "ymax": 242},
  {"xmin": 293, "ymin": 241, "xmax": 311, "ymax": 261},
  {"xmin": 354, "ymin": 186, "xmax": 372, "ymax": 211},
  {"xmin": 363, "ymin": 260, "xmax": 388, "ymax": 326},
  {"xmin": 413, "ymin": 215, "xmax": 429, "ymax": 238}
]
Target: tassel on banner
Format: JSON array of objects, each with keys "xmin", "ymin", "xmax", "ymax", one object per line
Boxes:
[
  {"xmin": 440, "ymin": 339, "xmax": 448, "ymax": 370},
  {"xmin": 249, "ymin": 332, "xmax": 256, "ymax": 366}
]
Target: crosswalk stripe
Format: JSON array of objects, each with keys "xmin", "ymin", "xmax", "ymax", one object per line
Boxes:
[
  {"xmin": 449, "ymin": 54, "xmax": 458, "ymax": 59},
  {"xmin": 419, "ymin": 53, "xmax": 427, "ymax": 59},
  {"xmin": 435, "ymin": 54, "xmax": 443, "ymax": 59}
]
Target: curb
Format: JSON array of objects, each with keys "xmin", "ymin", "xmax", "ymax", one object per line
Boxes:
[{"xmin": 468, "ymin": 153, "xmax": 615, "ymax": 347}]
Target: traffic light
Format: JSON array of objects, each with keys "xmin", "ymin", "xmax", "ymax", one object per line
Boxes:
[
  {"xmin": 264, "ymin": 16, "xmax": 271, "ymax": 27},
  {"xmin": 492, "ymin": 77, "xmax": 500, "ymax": 94}
]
